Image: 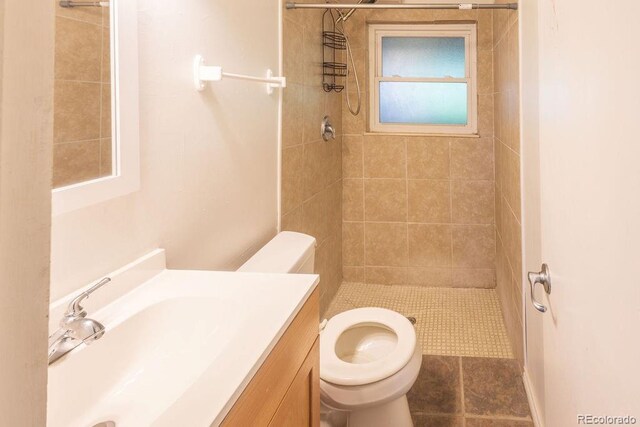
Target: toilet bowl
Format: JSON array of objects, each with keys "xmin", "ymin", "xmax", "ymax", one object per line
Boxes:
[
  {"xmin": 239, "ymin": 232, "xmax": 421, "ymax": 427},
  {"xmin": 319, "ymin": 307, "xmax": 421, "ymax": 427}
]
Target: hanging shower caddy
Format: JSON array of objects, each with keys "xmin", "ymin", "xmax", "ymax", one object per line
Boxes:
[{"xmin": 322, "ymin": 9, "xmax": 347, "ymax": 92}]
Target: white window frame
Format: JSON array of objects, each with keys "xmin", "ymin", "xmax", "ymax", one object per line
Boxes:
[
  {"xmin": 52, "ymin": 0, "xmax": 140, "ymax": 216},
  {"xmin": 368, "ymin": 23, "xmax": 478, "ymax": 135}
]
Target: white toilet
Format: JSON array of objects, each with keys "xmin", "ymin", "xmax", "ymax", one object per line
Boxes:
[{"xmin": 239, "ymin": 232, "xmax": 422, "ymax": 427}]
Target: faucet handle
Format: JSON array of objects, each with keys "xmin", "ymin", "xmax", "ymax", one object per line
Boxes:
[{"xmin": 65, "ymin": 277, "xmax": 111, "ymax": 320}]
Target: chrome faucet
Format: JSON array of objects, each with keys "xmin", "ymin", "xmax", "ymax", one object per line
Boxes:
[{"xmin": 48, "ymin": 277, "xmax": 111, "ymax": 365}]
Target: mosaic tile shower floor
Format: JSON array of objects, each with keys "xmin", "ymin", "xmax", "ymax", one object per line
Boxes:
[{"xmin": 325, "ymin": 282, "xmax": 513, "ymax": 359}]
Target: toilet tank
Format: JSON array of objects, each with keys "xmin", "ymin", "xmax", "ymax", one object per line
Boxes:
[{"xmin": 238, "ymin": 232, "xmax": 316, "ymax": 274}]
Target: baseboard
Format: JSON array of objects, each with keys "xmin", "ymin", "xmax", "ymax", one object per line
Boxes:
[{"xmin": 523, "ymin": 368, "xmax": 544, "ymax": 427}]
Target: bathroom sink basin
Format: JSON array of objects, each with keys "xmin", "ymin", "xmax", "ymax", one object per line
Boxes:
[{"xmin": 47, "ymin": 269, "xmax": 319, "ymax": 427}]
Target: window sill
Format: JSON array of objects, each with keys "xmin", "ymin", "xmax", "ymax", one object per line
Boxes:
[{"xmin": 363, "ymin": 132, "xmax": 480, "ymax": 138}]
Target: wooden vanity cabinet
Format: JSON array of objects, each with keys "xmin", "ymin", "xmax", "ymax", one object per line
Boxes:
[{"xmin": 221, "ymin": 289, "xmax": 320, "ymax": 427}]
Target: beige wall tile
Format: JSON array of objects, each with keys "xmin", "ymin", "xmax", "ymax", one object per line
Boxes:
[
  {"xmin": 510, "ymin": 314, "xmax": 524, "ymax": 365},
  {"xmin": 493, "ymin": 9, "xmax": 509, "ymax": 46},
  {"xmin": 346, "ymin": 47, "xmax": 366, "ymax": 89},
  {"xmin": 335, "ymin": 13, "xmax": 499, "ymax": 290},
  {"xmin": 280, "ymin": 10, "xmax": 509, "ymax": 298},
  {"xmin": 343, "ymin": 266, "xmax": 365, "ymax": 283},
  {"xmin": 408, "ymin": 224, "xmax": 452, "ymax": 268},
  {"xmin": 282, "ymin": 83, "xmax": 304, "ymax": 147},
  {"xmin": 452, "ymin": 268, "xmax": 495, "ymax": 288},
  {"xmin": 282, "ymin": 145, "xmax": 304, "ymax": 215},
  {"xmin": 101, "ymin": 27, "xmax": 110, "ymax": 83},
  {"xmin": 99, "ymin": 138, "xmax": 112, "ymax": 177},
  {"xmin": 55, "ymin": 17, "xmax": 101, "ymax": 82},
  {"xmin": 343, "ymin": 179, "xmax": 364, "ymax": 221},
  {"xmin": 343, "ymin": 99, "xmax": 366, "ymax": 134},
  {"xmin": 54, "ymin": 80, "xmax": 101, "ymax": 143},
  {"xmin": 100, "ymin": 84, "xmax": 111, "ymax": 138},
  {"xmin": 365, "ymin": 222, "xmax": 408, "ymax": 267},
  {"xmin": 320, "ymin": 291, "xmax": 332, "ymax": 318},
  {"xmin": 365, "ymin": 266, "xmax": 407, "ymax": 286},
  {"xmin": 325, "ymin": 92, "xmax": 343, "ymax": 136},
  {"xmin": 283, "ymin": 19, "xmax": 304, "ymax": 85},
  {"xmin": 363, "ymin": 136, "xmax": 406, "ymax": 178},
  {"xmin": 502, "ymin": 145, "xmax": 521, "ymax": 221},
  {"xmin": 496, "ymin": 235, "xmax": 510, "ymax": 292},
  {"xmin": 450, "ymin": 138, "xmax": 494, "ymax": 180},
  {"xmin": 102, "ymin": 6, "xmax": 110, "ymax": 28},
  {"xmin": 501, "ymin": 201, "xmax": 522, "ymax": 280},
  {"xmin": 407, "ymin": 267, "xmax": 453, "ymax": 287},
  {"xmin": 317, "ymin": 233, "xmax": 342, "ymax": 305},
  {"xmin": 342, "ymin": 135, "xmax": 363, "ymax": 178},
  {"xmin": 493, "ymin": 13, "xmax": 523, "ymax": 366},
  {"xmin": 452, "ymin": 225, "xmax": 496, "ymax": 268},
  {"xmin": 505, "ymin": 24, "xmax": 521, "ymax": 154},
  {"xmin": 302, "ymin": 189, "xmax": 331, "ymax": 243},
  {"xmin": 302, "ymin": 20, "xmax": 323, "ymax": 84},
  {"xmin": 478, "ymin": 94, "xmax": 494, "ymax": 137},
  {"xmin": 303, "ymin": 140, "xmax": 340, "ymax": 199},
  {"xmin": 327, "ymin": 181, "xmax": 343, "ymax": 237},
  {"xmin": 282, "ymin": 205, "xmax": 304, "ymax": 232},
  {"xmin": 451, "ymin": 180, "xmax": 495, "ymax": 224},
  {"xmin": 282, "ymin": 6, "xmax": 344, "ymax": 300},
  {"xmin": 343, "ymin": 222, "xmax": 365, "ymax": 266},
  {"xmin": 477, "ymin": 49, "xmax": 494, "ymax": 96},
  {"xmin": 494, "ymin": 90, "xmax": 506, "ymax": 143},
  {"xmin": 406, "ymin": 138, "xmax": 450, "ymax": 179},
  {"xmin": 494, "ymin": 138, "xmax": 504, "ymax": 194},
  {"xmin": 477, "ymin": 10, "xmax": 493, "ymax": 51},
  {"xmin": 53, "ymin": 140, "xmax": 101, "ymax": 188},
  {"xmin": 343, "ymin": 15, "xmax": 366, "ymax": 49},
  {"xmin": 407, "ymin": 180, "xmax": 451, "ymax": 223},
  {"xmin": 303, "ymin": 85, "xmax": 324, "ymax": 143},
  {"xmin": 511, "ymin": 273, "xmax": 523, "ymax": 326},
  {"xmin": 495, "ymin": 182, "xmax": 503, "ymax": 237},
  {"xmin": 327, "ymin": 230, "xmax": 343, "ymax": 286},
  {"xmin": 364, "ymin": 179, "xmax": 407, "ymax": 222}
]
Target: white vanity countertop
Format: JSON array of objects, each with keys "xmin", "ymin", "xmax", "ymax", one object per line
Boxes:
[{"xmin": 47, "ymin": 266, "xmax": 319, "ymax": 427}]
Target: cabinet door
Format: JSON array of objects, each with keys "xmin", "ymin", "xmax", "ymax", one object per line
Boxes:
[
  {"xmin": 221, "ymin": 290, "xmax": 319, "ymax": 427},
  {"xmin": 269, "ymin": 339, "xmax": 319, "ymax": 427}
]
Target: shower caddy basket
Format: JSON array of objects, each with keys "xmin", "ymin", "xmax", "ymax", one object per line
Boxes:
[{"xmin": 322, "ymin": 9, "xmax": 347, "ymax": 92}]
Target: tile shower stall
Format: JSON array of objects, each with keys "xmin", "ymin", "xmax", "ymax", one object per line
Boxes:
[{"xmin": 282, "ymin": 4, "xmax": 523, "ymax": 365}]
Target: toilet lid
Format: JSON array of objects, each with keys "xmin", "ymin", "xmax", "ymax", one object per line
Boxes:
[{"xmin": 320, "ymin": 308, "xmax": 416, "ymax": 386}]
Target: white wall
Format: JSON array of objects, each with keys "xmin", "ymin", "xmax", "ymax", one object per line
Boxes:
[
  {"xmin": 0, "ymin": 0, "xmax": 54, "ymax": 423},
  {"xmin": 51, "ymin": 0, "xmax": 282, "ymax": 300}
]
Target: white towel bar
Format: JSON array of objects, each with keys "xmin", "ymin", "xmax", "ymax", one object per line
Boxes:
[{"xmin": 193, "ymin": 55, "xmax": 286, "ymax": 95}]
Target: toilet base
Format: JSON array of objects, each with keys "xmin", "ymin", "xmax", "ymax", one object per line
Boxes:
[
  {"xmin": 349, "ymin": 395, "xmax": 413, "ymax": 427},
  {"xmin": 321, "ymin": 395, "xmax": 413, "ymax": 427}
]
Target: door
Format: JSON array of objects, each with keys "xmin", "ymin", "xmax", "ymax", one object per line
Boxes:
[{"xmin": 521, "ymin": 1, "xmax": 640, "ymax": 426}]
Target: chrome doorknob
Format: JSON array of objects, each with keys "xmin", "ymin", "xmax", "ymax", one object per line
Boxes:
[{"xmin": 527, "ymin": 264, "xmax": 551, "ymax": 313}]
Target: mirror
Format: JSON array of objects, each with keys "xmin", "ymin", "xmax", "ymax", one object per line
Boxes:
[
  {"xmin": 53, "ymin": 1, "xmax": 114, "ymax": 188},
  {"xmin": 52, "ymin": 0, "xmax": 140, "ymax": 216}
]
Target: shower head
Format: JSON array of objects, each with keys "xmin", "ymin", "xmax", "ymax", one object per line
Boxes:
[{"xmin": 338, "ymin": 0, "xmax": 378, "ymax": 23}]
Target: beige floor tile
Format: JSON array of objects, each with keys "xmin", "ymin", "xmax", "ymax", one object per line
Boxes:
[{"xmin": 325, "ymin": 282, "xmax": 513, "ymax": 359}]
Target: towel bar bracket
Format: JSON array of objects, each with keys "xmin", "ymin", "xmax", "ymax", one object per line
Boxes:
[{"xmin": 193, "ymin": 55, "xmax": 286, "ymax": 95}]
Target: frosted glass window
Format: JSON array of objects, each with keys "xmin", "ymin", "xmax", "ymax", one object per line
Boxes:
[
  {"xmin": 382, "ymin": 37, "xmax": 466, "ymax": 78},
  {"xmin": 369, "ymin": 24, "xmax": 477, "ymax": 134},
  {"xmin": 379, "ymin": 82, "xmax": 468, "ymax": 125}
]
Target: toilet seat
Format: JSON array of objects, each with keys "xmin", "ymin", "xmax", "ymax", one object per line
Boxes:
[
  {"xmin": 320, "ymin": 308, "xmax": 416, "ymax": 386},
  {"xmin": 320, "ymin": 344, "xmax": 422, "ymax": 410}
]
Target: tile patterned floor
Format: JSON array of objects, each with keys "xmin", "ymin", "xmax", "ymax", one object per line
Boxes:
[
  {"xmin": 325, "ymin": 282, "xmax": 513, "ymax": 358},
  {"xmin": 408, "ymin": 356, "xmax": 533, "ymax": 427}
]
